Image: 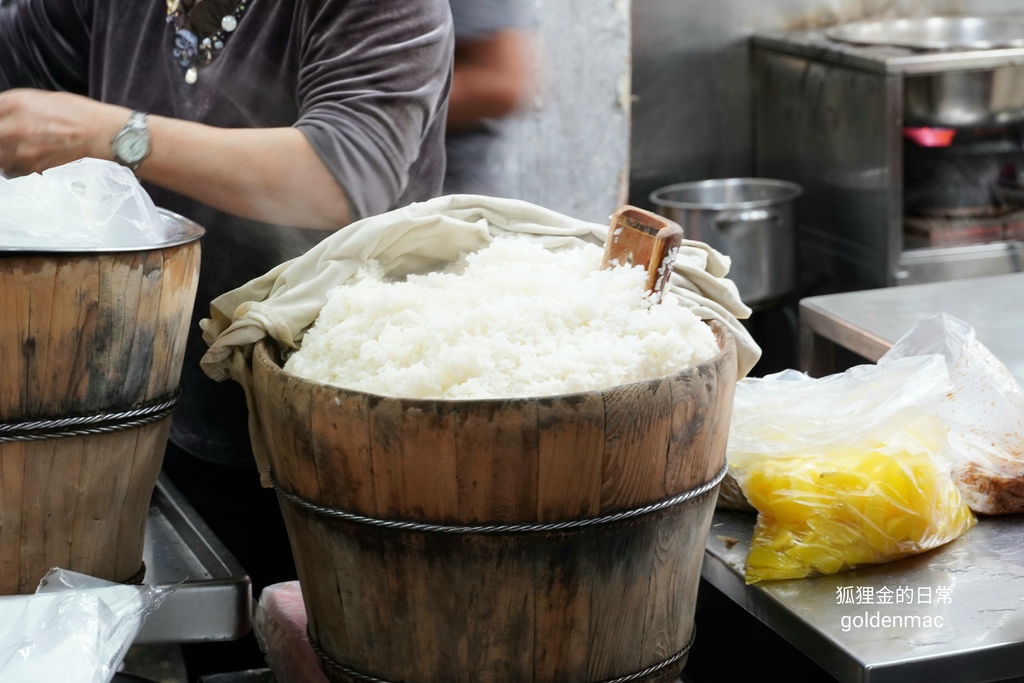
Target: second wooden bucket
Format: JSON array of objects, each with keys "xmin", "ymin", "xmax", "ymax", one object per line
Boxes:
[
  {"xmin": 0, "ymin": 210, "xmax": 203, "ymax": 594},
  {"xmin": 254, "ymin": 322, "xmax": 736, "ymax": 683}
]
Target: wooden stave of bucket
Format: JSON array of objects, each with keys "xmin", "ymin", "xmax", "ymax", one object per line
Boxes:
[
  {"xmin": 254, "ymin": 322, "xmax": 737, "ymax": 683},
  {"xmin": 0, "ymin": 215, "xmax": 201, "ymax": 594}
]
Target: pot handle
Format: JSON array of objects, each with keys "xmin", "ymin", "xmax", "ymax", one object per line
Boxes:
[{"xmin": 713, "ymin": 209, "xmax": 782, "ymax": 230}]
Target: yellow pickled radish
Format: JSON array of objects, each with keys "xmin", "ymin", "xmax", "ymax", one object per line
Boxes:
[{"xmin": 739, "ymin": 439, "xmax": 976, "ymax": 584}]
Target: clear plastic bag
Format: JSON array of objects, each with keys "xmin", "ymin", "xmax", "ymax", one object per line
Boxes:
[
  {"xmin": 0, "ymin": 568, "xmax": 170, "ymax": 683},
  {"xmin": 728, "ymin": 355, "xmax": 976, "ymax": 583},
  {"xmin": 880, "ymin": 313, "xmax": 1024, "ymax": 514},
  {"xmin": 0, "ymin": 158, "xmax": 168, "ymax": 249}
]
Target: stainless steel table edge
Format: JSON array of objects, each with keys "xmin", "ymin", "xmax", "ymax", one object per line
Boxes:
[
  {"xmin": 702, "ymin": 517, "xmax": 865, "ymax": 683},
  {"xmin": 135, "ymin": 474, "xmax": 253, "ymax": 645},
  {"xmin": 799, "ymin": 298, "xmax": 891, "ymax": 372},
  {"xmin": 797, "ymin": 272, "xmax": 1024, "ymax": 382}
]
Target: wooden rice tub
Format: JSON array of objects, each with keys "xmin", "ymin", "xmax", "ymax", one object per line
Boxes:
[
  {"xmin": 0, "ymin": 210, "xmax": 202, "ymax": 594},
  {"xmin": 254, "ymin": 322, "xmax": 736, "ymax": 683}
]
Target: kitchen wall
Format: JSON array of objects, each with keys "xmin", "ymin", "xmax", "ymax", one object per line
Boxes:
[
  {"xmin": 480, "ymin": 0, "xmax": 1024, "ymax": 223},
  {"xmin": 491, "ymin": 0, "xmax": 632, "ymax": 224},
  {"xmin": 628, "ymin": 0, "xmax": 1024, "ymax": 206}
]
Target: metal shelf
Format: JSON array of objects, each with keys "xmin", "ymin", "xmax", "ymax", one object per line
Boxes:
[{"xmin": 135, "ymin": 475, "xmax": 252, "ymax": 645}]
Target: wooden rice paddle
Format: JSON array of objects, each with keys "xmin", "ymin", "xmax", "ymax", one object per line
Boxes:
[{"xmin": 601, "ymin": 205, "xmax": 683, "ymax": 301}]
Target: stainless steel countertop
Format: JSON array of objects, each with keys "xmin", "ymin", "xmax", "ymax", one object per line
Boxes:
[
  {"xmin": 703, "ymin": 510, "xmax": 1024, "ymax": 683},
  {"xmin": 799, "ymin": 272, "xmax": 1024, "ymax": 383},
  {"xmin": 718, "ymin": 272, "xmax": 1024, "ymax": 682},
  {"xmin": 135, "ymin": 475, "xmax": 252, "ymax": 645}
]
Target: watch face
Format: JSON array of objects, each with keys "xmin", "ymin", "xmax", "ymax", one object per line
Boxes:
[{"xmin": 116, "ymin": 133, "xmax": 148, "ymax": 164}]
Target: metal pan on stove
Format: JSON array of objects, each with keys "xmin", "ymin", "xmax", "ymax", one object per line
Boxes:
[
  {"xmin": 825, "ymin": 16, "xmax": 1024, "ymax": 51},
  {"xmin": 826, "ymin": 17, "xmax": 1024, "ymax": 127}
]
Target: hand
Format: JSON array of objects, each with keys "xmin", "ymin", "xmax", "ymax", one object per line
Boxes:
[{"xmin": 0, "ymin": 89, "xmax": 125, "ymax": 176}]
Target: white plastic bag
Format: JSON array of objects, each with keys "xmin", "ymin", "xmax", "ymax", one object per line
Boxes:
[
  {"xmin": 0, "ymin": 158, "xmax": 168, "ymax": 249},
  {"xmin": 0, "ymin": 568, "xmax": 169, "ymax": 683},
  {"xmin": 881, "ymin": 313, "xmax": 1024, "ymax": 514}
]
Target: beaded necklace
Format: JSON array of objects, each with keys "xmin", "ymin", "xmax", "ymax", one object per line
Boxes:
[{"xmin": 166, "ymin": 0, "xmax": 252, "ymax": 84}]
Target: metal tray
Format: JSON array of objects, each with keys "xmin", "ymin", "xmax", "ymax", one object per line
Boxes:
[
  {"xmin": 825, "ymin": 17, "xmax": 1024, "ymax": 51},
  {"xmin": 134, "ymin": 475, "xmax": 252, "ymax": 645}
]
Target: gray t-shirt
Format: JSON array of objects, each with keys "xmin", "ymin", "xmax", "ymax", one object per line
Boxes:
[{"xmin": 0, "ymin": 0, "xmax": 454, "ymax": 465}]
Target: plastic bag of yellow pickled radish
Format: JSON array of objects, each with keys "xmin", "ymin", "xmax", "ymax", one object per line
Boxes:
[{"xmin": 728, "ymin": 355, "xmax": 976, "ymax": 584}]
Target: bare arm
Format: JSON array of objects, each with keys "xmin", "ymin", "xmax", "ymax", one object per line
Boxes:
[
  {"xmin": 140, "ymin": 115, "xmax": 350, "ymax": 229},
  {"xmin": 0, "ymin": 89, "xmax": 350, "ymax": 230},
  {"xmin": 447, "ymin": 28, "xmax": 531, "ymax": 131}
]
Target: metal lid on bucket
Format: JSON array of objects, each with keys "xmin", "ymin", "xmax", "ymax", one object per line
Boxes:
[
  {"xmin": 0, "ymin": 208, "xmax": 205, "ymax": 254},
  {"xmin": 649, "ymin": 178, "xmax": 803, "ymax": 211}
]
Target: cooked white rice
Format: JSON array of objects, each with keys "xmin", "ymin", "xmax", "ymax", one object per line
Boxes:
[{"xmin": 283, "ymin": 235, "xmax": 719, "ymax": 399}]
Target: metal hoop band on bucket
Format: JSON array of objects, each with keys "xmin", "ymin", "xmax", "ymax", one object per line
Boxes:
[
  {"xmin": 0, "ymin": 390, "xmax": 180, "ymax": 444},
  {"xmin": 271, "ymin": 462, "xmax": 727, "ymax": 534},
  {"xmin": 307, "ymin": 625, "xmax": 697, "ymax": 683},
  {"xmin": 122, "ymin": 562, "xmax": 148, "ymax": 586},
  {"xmin": 274, "ymin": 451, "xmax": 725, "ymax": 683}
]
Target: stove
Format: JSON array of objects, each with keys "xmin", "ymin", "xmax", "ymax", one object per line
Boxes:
[{"xmin": 751, "ymin": 19, "xmax": 1024, "ymax": 294}]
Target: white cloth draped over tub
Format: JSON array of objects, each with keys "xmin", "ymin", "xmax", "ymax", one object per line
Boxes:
[{"xmin": 198, "ymin": 194, "xmax": 762, "ymax": 483}]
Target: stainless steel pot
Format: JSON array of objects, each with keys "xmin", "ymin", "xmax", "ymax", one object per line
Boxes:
[
  {"xmin": 904, "ymin": 67, "xmax": 1024, "ymax": 128},
  {"xmin": 826, "ymin": 17, "xmax": 1024, "ymax": 128},
  {"xmin": 649, "ymin": 178, "xmax": 802, "ymax": 306}
]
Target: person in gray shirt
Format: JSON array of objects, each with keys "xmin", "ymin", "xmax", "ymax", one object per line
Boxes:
[
  {"xmin": 445, "ymin": 0, "xmax": 533, "ymax": 196},
  {"xmin": 0, "ymin": 0, "xmax": 452, "ymax": 676}
]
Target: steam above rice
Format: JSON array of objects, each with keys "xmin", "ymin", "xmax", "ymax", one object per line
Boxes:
[{"xmin": 283, "ymin": 235, "xmax": 719, "ymax": 399}]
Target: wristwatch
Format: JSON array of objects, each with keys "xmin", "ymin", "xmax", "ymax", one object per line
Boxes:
[{"xmin": 111, "ymin": 111, "xmax": 151, "ymax": 170}]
